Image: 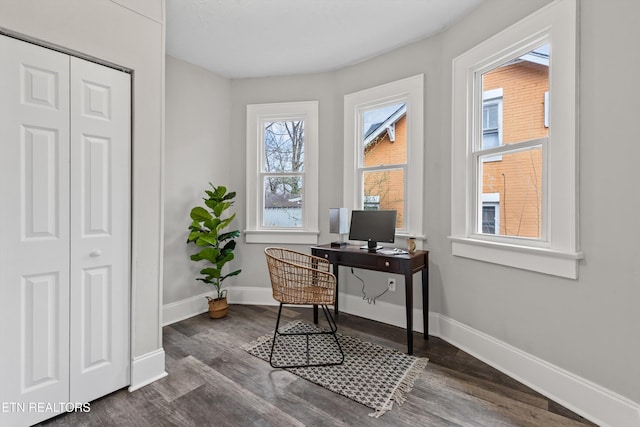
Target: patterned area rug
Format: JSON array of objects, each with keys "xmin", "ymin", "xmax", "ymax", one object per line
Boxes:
[{"xmin": 243, "ymin": 320, "xmax": 428, "ymax": 417}]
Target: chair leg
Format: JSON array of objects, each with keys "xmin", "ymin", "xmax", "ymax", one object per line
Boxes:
[
  {"xmin": 269, "ymin": 304, "xmax": 344, "ymax": 369},
  {"xmin": 269, "ymin": 303, "xmax": 284, "ymax": 368},
  {"xmin": 321, "ymin": 304, "xmax": 345, "ymax": 365}
]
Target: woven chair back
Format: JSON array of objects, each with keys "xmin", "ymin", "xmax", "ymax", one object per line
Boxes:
[{"xmin": 264, "ymin": 247, "xmax": 336, "ymax": 305}]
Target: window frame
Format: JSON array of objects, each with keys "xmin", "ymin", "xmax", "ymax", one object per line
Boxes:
[
  {"xmin": 245, "ymin": 101, "xmax": 319, "ymax": 244},
  {"xmin": 344, "ymin": 75, "xmax": 424, "ymax": 246},
  {"xmin": 451, "ymin": 0, "xmax": 582, "ymax": 279}
]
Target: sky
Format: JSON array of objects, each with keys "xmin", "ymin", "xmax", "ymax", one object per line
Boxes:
[{"xmin": 363, "ymin": 103, "xmax": 405, "ymax": 136}]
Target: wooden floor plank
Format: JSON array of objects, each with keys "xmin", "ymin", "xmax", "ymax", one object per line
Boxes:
[{"xmin": 38, "ymin": 305, "xmax": 596, "ymax": 427}]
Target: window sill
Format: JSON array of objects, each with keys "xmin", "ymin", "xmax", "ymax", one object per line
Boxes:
[
  {"xmin": 449, "ymin": 236, "xmax": 583, "ymax": 279},
  {"xmin": 244, "ymin": 229, "xmax": 319, "ymax": 245}
]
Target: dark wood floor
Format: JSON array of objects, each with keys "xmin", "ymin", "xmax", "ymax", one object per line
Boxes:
[{"xmin": 40, "ymin": 305, "xmax": 597, "ymax": 426}]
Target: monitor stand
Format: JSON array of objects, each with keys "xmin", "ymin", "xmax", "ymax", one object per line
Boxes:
[{"xmin": 360, "ymin": 241, "xmax": 382, "ymax": 251}]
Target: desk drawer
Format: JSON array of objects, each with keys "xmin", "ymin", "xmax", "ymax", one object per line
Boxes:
[
  {"xmin": 314, "ymin": 249, "xmax": 337, "ymax": 264},
  {"xmin": 374, "ymin": 257, "xmax": 403, "ymax": 273}
]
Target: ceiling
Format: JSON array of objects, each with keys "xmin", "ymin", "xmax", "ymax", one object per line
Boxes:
[{"xmin": 165, "ymin": 0, "xmax": 483, "ymax": 79}]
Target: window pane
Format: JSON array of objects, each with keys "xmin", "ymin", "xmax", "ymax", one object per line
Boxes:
[
  {"xmin": 483, "ymin": 103, "xmax": 499, "ymax": 130},
  {"xmin": 478, "ymin": 43, "xmax": 549, "ymax": 240},
  {"xmin": 482, "ymin": 44, "xmax": 549, "ymax": 145},
  {"xmin": 362, "ymin": 169, "xmax": 404, "ymax": 228},
  {"xmin": 479, "ymin": 146, "xmax": 542, "ymax": 238},
  {"xmin": 482, "ymin": 205, "xmax": 497, "ymax": 234},
  {"xmin": 263, "ymin": 176, "xmax": 302, "ymax": 227},
  {"xmin": 482, "ymin": 131, "xmax": 499, "ymax": 150},
  {"xmin": 362, "ymin": 103, "xmax": 407, "ymax": 165},
  {"xmin": 263, "ymin": 121, "xmax": 304, "ymax": 173}
]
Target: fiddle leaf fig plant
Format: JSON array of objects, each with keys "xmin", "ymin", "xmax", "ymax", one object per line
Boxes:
[{"xmin": 187, "ymin": 183, "xmax": 241, "ymax": 300}]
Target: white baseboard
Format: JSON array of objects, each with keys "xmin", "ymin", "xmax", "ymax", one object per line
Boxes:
[
  {"xmin": 161, "ymin": 287, "xmax": 640, "ymax": 426},
  {"xmin": 162, "ymin": 287, "xmax": 276, "ymax": 326},
  {"xmin": 337, "ymin": 292, "xmax": 428, "ymax": 334},
  {"xmin": 433, "ymin": 313, "xmax": 640, "ymax": 427},
  {"xmin": 228, "ymin": 286, "xmax": 276, "ymax": 306},
  {"xmin": 162, "ymin": 291, "xmax": 215, "ymax": 326},
  {"xmin": 128, "ymin": 348, "xmax": 167, "ymax": 392}
]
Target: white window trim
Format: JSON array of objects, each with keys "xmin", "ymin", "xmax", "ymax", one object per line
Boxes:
[
  {"xmin": 344, "ymin": 75, "xmax": 425, "ymax": 247},
  {"xmin": 544, "ymin": 91, "xmax": 550, "ymax": 128},
  {"xmin": 245, "ymin": 101, "xmax": 319, "ymax": 244},
  {"xmin": 451, "ymin": 0, "xmax": 583, "ymax": 279}
]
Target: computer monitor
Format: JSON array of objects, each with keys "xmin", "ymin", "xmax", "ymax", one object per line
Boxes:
[{"xmin": 348, "ymin": 210, "xmax": 397, "ymax": 251}]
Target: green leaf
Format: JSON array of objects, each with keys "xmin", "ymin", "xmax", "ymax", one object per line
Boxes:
[
  {"xmin": 222, "ymin": 191, "xmax": 236, "ymax": 202},
  {"xmin": 213, "ymin": 201, "xmax": 230, "ymax": 218},
  {"xmin": 219, "ymin": 230, "xmax": 240, "ymax": 241},
  {"xmin": 221, "ymin": 270, "xmax": 242, "ymax": 280},
  {"xmin": 199, "ymin": 267, "xmax": 218, "ymax": 277},
  {"xmin": 190, "ymin": 247, "xmax": 220, "ymax": 263},
  {"xmin": 222, "ymin": 240, "xmax": 237, "ymax": 251},
  {"xmin": 221, "ymin": 269, "xmax": 241, "ymax": 281},
  {"xmin": 218, "ymin": 214, "xmax": 236, "ymax": 230},
  {"xmin": 215, "ymin": 252, "xmax": 234, "ymax": 266},
  {"xmin": 213, "ymin": 185, "xmax": 227, "ymax": 199},
  {"xmin": 203, "ymin": 217, "xmax": 222, "ymax": 231},
  {"xmin": 190, "ymin": 206, "xmax": 211, "ymax": 223},
  {"xmin": 187, "ymin": 231, "xmax": 201, "ymax": 242},
  {"xmin": 196, "ymin": 235, "xmax": 218, "ymax": 247},
  {"xmin": 204, "ymin": 198, "xmax": 218, "ymax": 210},
  {"xmin": 204, "ymin": 269, "xmax": 221, "ymax": 279}
]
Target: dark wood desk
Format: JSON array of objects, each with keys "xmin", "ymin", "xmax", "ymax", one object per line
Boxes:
[{"xmin": 311, "ymin": 244, "xmax": 429, "ymax": 355}]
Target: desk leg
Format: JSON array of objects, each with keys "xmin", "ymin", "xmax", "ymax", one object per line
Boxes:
[
  {"xmin": 332, "ymin": 263, "xmax": 339, "ymax": 317},
  {"xmin": 404, "ymin": 271, "xmax": 414, "ymax": 355},
  {"xmin": 312, "ymin": 257, "xmax": 319, "ymax": 325},
  {"xmin": 422, "ymin": 264, "xmax": 429, "ymax": 340}
]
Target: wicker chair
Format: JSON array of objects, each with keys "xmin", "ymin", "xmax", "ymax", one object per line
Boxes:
[{"xmin": 264, "ymin": 247, "xmax": 344, "ymax": 368}]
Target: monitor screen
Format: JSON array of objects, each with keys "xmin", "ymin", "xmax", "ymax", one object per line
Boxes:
[{"xmin": 348, "ymin": 210, "xmax": 396, "ymax": 249}]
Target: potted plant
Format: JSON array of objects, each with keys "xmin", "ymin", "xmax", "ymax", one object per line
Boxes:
[{"xmin": 187, "ymin": 183, "xmax": 241, "ymax": 318}]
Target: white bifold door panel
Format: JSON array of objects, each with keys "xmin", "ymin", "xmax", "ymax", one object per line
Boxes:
[
  {"xmin": 0, "ymin": 34, "xmax": 72, "ymax": 424},
  {"xmin": 68, "ymin": 57, "xmax": 130, "ymax": 404},
  {"xmin": 0, "ymin": 35, "xmax": 131, "ymax": 426}
]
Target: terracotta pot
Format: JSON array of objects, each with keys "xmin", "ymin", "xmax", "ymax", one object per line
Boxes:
[{"xmin": 206, "ymin": 296, "xmax": 228, "ymax": 319}]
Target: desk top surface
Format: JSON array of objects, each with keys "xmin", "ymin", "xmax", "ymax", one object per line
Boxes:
[{"xmin": 311, "ymin": 243, "xmax": 428, "ymax": 260}]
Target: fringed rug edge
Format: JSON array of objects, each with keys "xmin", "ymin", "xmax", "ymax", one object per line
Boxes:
[{"xmin": 369, "ymin": 356, "xmax": 429, "ymax": 418}]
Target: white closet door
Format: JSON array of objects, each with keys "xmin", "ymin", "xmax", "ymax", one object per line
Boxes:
[
  {"xmin": 1, "ymin": 35, "xmax": 131, "ymax": 425},
  {"xmin": 68, "ymin": 57, "xmax": 131, "ymax": 403},
  {"xmin": 0, "ymin": 36, "xmax": 71, "ymax": 426}
]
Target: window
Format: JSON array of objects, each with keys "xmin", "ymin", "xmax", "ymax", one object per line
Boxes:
[
  {"xmin": 482, "ymin": 193, "xmax": 500, "ymax": 235},
  {"xmin": 451, "ymin": 0, "xmax": 582, "ymax": 279},
  {"xmin": 361, "ymin": 102, "xmax": 407, "ymax": 228},
  {"xmin": 482, "ymin": 88, "xmax": 503, "ymax": 162},
  {"xmin": 344, "ymin": 75, "xmax": 424, "ymax": 245},
  {"xmin": 482, "ymin": 89, "xmax": 502, "ymax": 150},
  {"xmin": 245, "ymin": 101, "xmax": 319, "ymax": 244}
]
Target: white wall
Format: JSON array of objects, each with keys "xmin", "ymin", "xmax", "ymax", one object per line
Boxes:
[
  {"xmin": 438, "ymin": 0, "xmax": 640, "ymax": 405},
  {"xmin": 163, "ymin": 56, "xmax": 232, "ymax": 312},
  {"xmin": 0, "ymin": 0, "xmax": 166, "ymax": 388},
  {"xmin": 163, "ymin": 0, "xmax": 640, "ymax": 423},
  {"xmin": 228, "ymin": 73, "xmax": 340, "ymax": 293}
]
